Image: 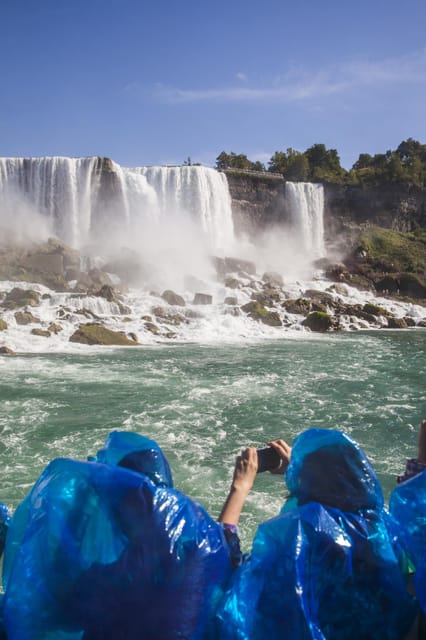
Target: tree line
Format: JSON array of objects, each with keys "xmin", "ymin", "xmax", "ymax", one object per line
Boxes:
[{"xmin": 215, "ymin": 138, "xmax": 426, "ymax": 187}]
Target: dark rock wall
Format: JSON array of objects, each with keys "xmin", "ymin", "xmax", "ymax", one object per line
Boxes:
[{"xmin": 223, "ymin": 170, "xmax": 426, "ymax": 243}]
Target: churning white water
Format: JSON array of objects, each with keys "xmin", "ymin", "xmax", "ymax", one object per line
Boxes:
[{"xmin": 285, "ymin": 182, "xmax": 325, "ymax": 257}]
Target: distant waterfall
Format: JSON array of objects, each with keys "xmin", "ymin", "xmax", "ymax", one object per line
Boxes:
[
  {"xmin": 0, "ymin": 157, "xmax": 100, "ymax": 248},
  {"xmin": 285, "ymin": 182, "xmax": 325, "ymax": 257},
  {"xmin": 0, "ymin": 157, "xmax": 235, "ymax": 251}
]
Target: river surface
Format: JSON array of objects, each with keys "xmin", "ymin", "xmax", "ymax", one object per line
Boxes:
[{"xmin": 1, "ymin": 331, "xmax": 425, "ymax": 548}]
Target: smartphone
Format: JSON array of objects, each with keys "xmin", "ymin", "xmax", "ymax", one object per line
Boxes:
[{"xmin": 256, "ymin": 447, "xmax": 281, "ymax": 473}]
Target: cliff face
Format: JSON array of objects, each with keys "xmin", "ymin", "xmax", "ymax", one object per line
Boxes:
[
  {"xmin": 223, "ymin": 170, "xmax": 426, "ymax": 242},
  {"xmin": 324, "ymin": 183, "xmax": 426, "ymax": 237},
  {"xmin": 223, "ymin": 170, "xmax": 287, "ymax": 236}
]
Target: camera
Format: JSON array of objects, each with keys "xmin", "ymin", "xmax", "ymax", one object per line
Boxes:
[{"xmin": 256, "ymin": 447, "xmax": 281, "ymax": 473}]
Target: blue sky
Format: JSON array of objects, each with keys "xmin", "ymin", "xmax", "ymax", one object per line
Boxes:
[{"xmin": 2, "ymin": 0, "xmax": 426, "ymax": 169}]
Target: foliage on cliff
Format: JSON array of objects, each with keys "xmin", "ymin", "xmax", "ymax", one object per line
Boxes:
[
  {"xmin": 216, "ymin": 138, "xmax": 426, "ymax": 188},
  {"xmin": 334, "ymin": 226, "xmax": 426, "ymax": 301}
]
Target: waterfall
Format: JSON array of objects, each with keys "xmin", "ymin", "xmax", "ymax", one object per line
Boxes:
[
  {"xmin": 285, "ymin": 182, "xmax": 325, "ymax": 257},
  {"xmin": 129, "ymin": 165, "xmax": 234, "ymax": 250},
  {"xmin": 0, "ymin": 158, "xmax": 235, "ymax": 252},
  {"xmin": 0, "ymin": 157, "xmax": 100, "ymax": 248}
]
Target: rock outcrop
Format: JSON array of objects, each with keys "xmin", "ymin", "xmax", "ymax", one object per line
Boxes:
[{"xmin": 69, "ymin": 324, "xmax": 139, "ymax": 346}]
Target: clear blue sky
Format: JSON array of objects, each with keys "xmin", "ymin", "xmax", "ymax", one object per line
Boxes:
[{"xmin": 2, "ymin": 0, "xmax": 426, "ymax": 169}]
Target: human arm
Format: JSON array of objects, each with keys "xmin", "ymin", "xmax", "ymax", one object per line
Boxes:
[{"xmin": 218, "ymin": 447, "xmax": 258, "ymax": 527}]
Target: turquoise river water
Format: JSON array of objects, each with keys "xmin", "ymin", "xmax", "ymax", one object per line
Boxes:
[{"xmin": 0, "ymin": 330, "xmax": 425, "ymax": 548}]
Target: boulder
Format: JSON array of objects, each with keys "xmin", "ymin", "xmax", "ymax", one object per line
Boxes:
[
  {"xmin": 302, "ymin": 312, "xmax": 334, "ymax": 332},
  {"xmin": 48, "ymin": 323, "xmax": 63, "ymax": 334},
  {"xmin": 283, "ymin": 298, "xmax": 311, "ymax": 316},
  {"xmin": 252, "ymin": 288, "xmax": 281, "ymax": 307},
  {"xmin": 152, "ymin": 307, "xmax": 187, "ymax": 325},
  {"xmin": 69, "ymin": 324, "xmax": 139, "ymax": 346},
  {"xmin": 262, "ymin": 271, "xmax": 284, "ymax": 287},
  {"xmin": 193, "ymin": 293, "xmax": 213, "ymax": 305},
  {"xmin": 144, "ymin": 322, "xmax": 160, "ymax": 335},
  {"xmin": 224, "ymin": 296, "xmax": 238, "ymax": 305},
  {"xmin": 3, "ymin": 288, "xmax": 40, "ymax": 309},
  {"xmin": 224, "ymin": 277, "xmax": 241, "ymax": 289},
  {"xmin": 326, "ymin": 283, "xmax": 349, "ymax": 296},
  {"xmin": 22, "ymin": 253, "xmax": 64, "ymax": 276},
  {"xmin": 31, "ymin": 328, "xmax": 51, "ymax": 338},
  {"xmin": 14, "ymin": 311, "xmax": 40, "ymax": 325},
  {"xmin": 95, "ymin": 285, "xmax": 118, "ymax": 302},
  {"xmin": 88, "ymin": 269, "xmax": 113, "ymax": 289},
  {"xmin": 403, "ymin": 317, "xmax": 416, "ymax": 327},
  {"xmin": 0, "ymin": 346, "xmax": 15, "ymax": 355},
  {"xmin": 363, "ymin": 302, "xmax": 389, "ymax": 317},
  {"xmin": 161, "ymin": 290, "xmax": 186, "ymax": 306},
  {"xmin": 0, "ymin": 319, "xmax": 7, "ymax": 331},
  {"xmin": 385, "ymin": 317, "xmax": 408, "ymax": 329},
  {"xmin": 241, "ymin": 301, "xmax": 282, "ymax": 327}
]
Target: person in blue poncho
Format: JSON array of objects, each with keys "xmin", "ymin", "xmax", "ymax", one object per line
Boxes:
[
  {"xmin": 3, "ymin": 431, "xmax": 231, "ymax": 640},
  {"xmin": 217, "ymin": 429, "xmax": 419, "ymax": 640},
  {"xmin": 391, "ymin": 419, "xmax": 426, "ymax": 638}
]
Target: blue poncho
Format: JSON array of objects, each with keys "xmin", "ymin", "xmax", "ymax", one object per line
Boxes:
[
  {"xmin": 218, "ymin": 429, "xmax": 417, "ymax": 640},
  {"xmin": 389, "ymin": 468, "xmax": 426, "ymax": 613},
  {"xmin": 3, "ymin": 432, "xmax": 230, "ymax": 640}
]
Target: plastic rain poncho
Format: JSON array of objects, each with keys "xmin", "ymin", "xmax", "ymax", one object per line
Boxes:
[
  {"xmin": 217, "ymin": 428, "xmax": 417, "ymax": 640},
  {"xmin": 3, "ymin": 432, "xmax": 230, "ymax": 640}
]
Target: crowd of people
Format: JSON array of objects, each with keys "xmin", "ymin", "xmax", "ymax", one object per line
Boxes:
[{"xmin": 0, "ymin": 421, "xmax": 425, "ymax": 639}]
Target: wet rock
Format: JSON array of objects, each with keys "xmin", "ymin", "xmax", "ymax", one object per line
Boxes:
[
  {"xmin": 48, "ymin": 323, "xmax": 63, "ymax": 334},
  {"xmin": 0, "ymin": 346, "xmax": 15, "ymax": 355},
  {"xmin": 152, "ymin": 307, "xmax": 187, "ymax": 325},
  {"xmin": 88, "ymin": 269, "xmax": 113, "ymax": 289},
  {"xmin": 241, "ymin": 301, "xmax": 282, "ymax": 327},
  {"xmin": 161, "ymin": 290, "xmax": 186, "ymax": 306},
  {"xmin": 224, "ymin": 277, "xmax": 241, "ymax": 289},
  {"xmin": 164, "ymin": 331, "xmax": 177, "ymax": 339},
  {"xmin": 193, "ymin": 293, "xmax": 213, "ymax": 305},
  {"xmin": 385, "ymin": 317, "xmax": 408, "ymax": 329},
  {"xmin": 403, "ymin": 317, "xmax": 416, "ymax": 327},
  {"xmin": 31, "ymin": 328, "xmax": 51, "ymax": 338},
  {"xmin": 252, "ymin": 288, "xmax": 282, "ymax": 307},
  {"xmin": 144, "ymin": 322, "xmax": 160, "ymax": 335},
  {"xmin": 326, "ymin": 283, "xmax": 349, "ymax": 296},
  {"xmin": 95, "ymin": 285, "xmax": 118, "ymax": 302},
  {"xmin": 69, "ymin": 323, "xmax": 139, "ymax": 346},
  {"xmin": 127, "ymin": 332, "xmax": 138, "ymax": 342},
  {"xmin": 14, "ymin": 311, "xmax": 41, "ymax": 325},
  {"xmin": 262, "ymin": 271, "xmax": 284, "ymax": 287},
  {"xmin": 3, "ymin": 288, "xmax": 40, "ymax": 309},
  {"xmin": 224, "ymin": 296, "xmax": 238, "ymax": 305},
  {"xmin": 363, "ymin": 302, "xmax": 389, "ymax": 317},
  {"xmin": 303, "ymin": 311, "xmax": 334, "ymax": 332},
  {"xmin": 417, "ymin": 319, "xmax": 426, "ymax": 327},
  {"xmin": 283, "ymin": 298, "xmax": 311, "ymax": 316},
  {"xmin": 0, "ymin": 319, "xmax": 7, "ymax": 331}
]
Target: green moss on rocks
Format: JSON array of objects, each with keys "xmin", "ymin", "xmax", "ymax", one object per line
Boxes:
[
  {"xmin": 363, "ymin": 303, "xmax": 388, "ymax": 316},
  {"xmin": 241, "ymin": 301, "xmax": 282, "ymax": 326},
  {"xmin": 303, "ymin": 311, "xmax": 334, "ymax": 332},
  {"xmin": 0, "ymin": 319, "xmax": 7, "ymax": 331},
  {"xmin": 69, "ymin": 323, "xmax": 139, "ymax": 346}
]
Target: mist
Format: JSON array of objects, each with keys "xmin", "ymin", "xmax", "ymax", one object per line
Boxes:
[{"xmin": 0, "ymin": 188, "xmax": 54, "ymax": 247}]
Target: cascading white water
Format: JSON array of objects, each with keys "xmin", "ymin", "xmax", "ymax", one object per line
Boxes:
[
  {"xmin": 0, "ymin": 158, "xmax": 235, "ymax": 252},
  {"xmin": 285, "ymin": 182, "xmax": 325, "ymax": 257},
  {"xmin": 0, "ymin": 157, "xmax": 100, "ymax": 248},
  {"xmin": 131, "ymin": 166, "xmax": 235, "ymax": 251}
]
